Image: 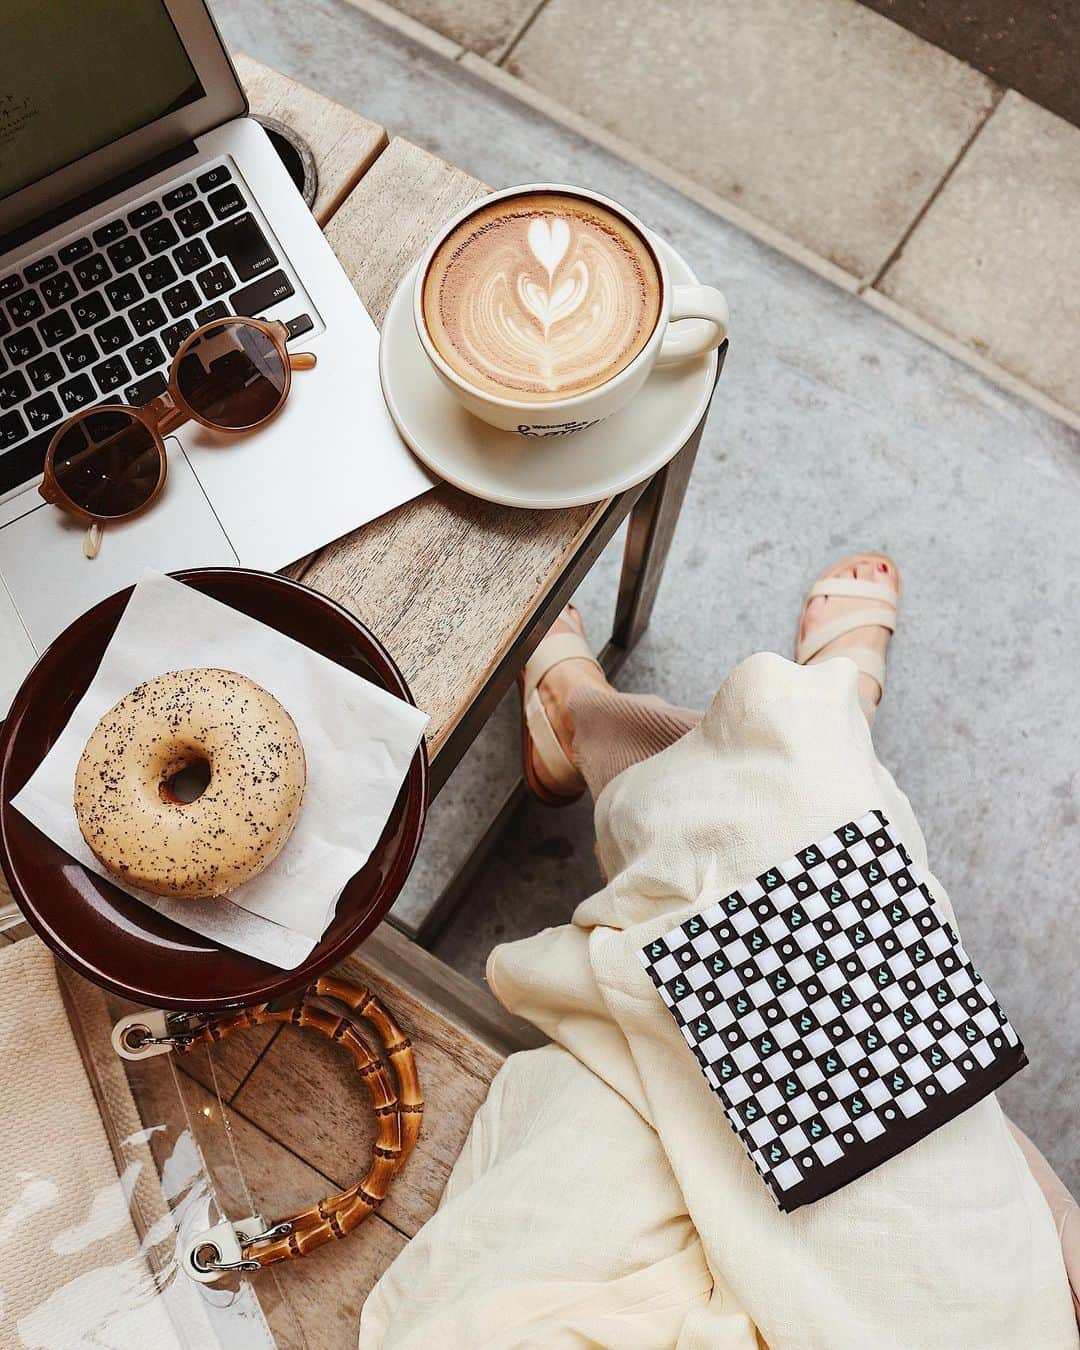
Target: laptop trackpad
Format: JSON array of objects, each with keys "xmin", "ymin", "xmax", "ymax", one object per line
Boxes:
[{"xmin": 0, "ymin": 440, "xmax": 237, "ymax": 652}]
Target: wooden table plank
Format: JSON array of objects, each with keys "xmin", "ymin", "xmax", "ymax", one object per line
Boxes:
[
  {"xmin": 234, "ymin": 52, "xmax": 387, "ymax": 226},
  {"xmin": 300, "ymin": 137, "xmax": 606, "ymax": 755},
  {"xmin": 323, "ymin": 136, "xmax": 484, "ymax": 328},
  {"xmin": 232, "ymin": 944, "xmax": 503, "ymax": 1238}
]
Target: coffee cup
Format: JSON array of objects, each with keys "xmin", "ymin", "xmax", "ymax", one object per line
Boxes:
[{"xmin": 412, "ymin": 183, "xmax": 728, "ymax": 437}]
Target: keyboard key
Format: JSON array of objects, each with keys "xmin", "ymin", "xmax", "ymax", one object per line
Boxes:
[
  {"xmin": 72, "ymin": 291, "xmax": 109, "ymax": 329},
  {"xmin": 162, "ymin": 280, "xmax": 199, "ymax": 318},
  {"xmin": 142, "ymin": 220, "xmax": 179, "ymax": 254},
  {"xmin": 174, "ymin": 239, "xmax": 211, "ymax": 276},
  {"xmin": 195, "ymin": 302, "xmax": 229, "ymax": 326},
  {"xmin": 285, "ymin": 313, "xmax": 314, "ymax": 340},
  {"xmin": 25, "ymin": 256, "xmax": 58, "ymax": 283},
  {"xmin": 0, "ymin": 428, "xmax": 51, "ymax": 494},
  {"xmin": 92, "ymin": 354, "xmax": 130, "ymax": 394},
  {"xmin": 197, "ymin": 165, "xmax": 232, "ymax": 193},
  {"xmin": 0, "ymin": 311, "xmax": 8, "ymax": 339},
  {"xmin": 0, "ymin": 371, "xmax": 30, "ymax": 408},
  {"xmin": 105, "ymin": 274, "xmax": 143, "ymax": 310},
  {"xmin": 127, "ymin": 337, "xmax": 164, "ymax": 375},
  {"xmin": 0, "ymin": 409, "xmax": 27, "ymax": 447},
  {"xmin": 229, "ymin": 269, "xmax": 294, "ymax": 317},
  {"xmin": 175, "ymin": 202, "xmax": 213, "ymax": 237},
  {"xmin": 39, "ymin": 310, "xmax": 76, "ymax": 346},
  {"xmin": 27, "ymin": 353, "xmax": 64, "ymax": 391},
  {"xmin": 196, "ymin": 263, "xmax": 234, "ymax": 301},
  {"xmin": 4, "ymin": 329, "xmax": 41, "ymax": 364},
  {"xmin": 95, "ymin": 316, "xmax": 133, "ymax": 354},
  {"xmin": 24, "ymin": 391, "xmax": 62, "ymax": 431},
  {"xmin": 128, "ymin": 201, "xmax": 163, "ymax": 229},
  {"xmin": 209, "ymin": 184, "xmax": 245, "ymax": 219},
  {"xmin": 60, "ymin": 334, "xmax": 98, "ymax": 372},
  {"xmin": 40, "ymin": 271, "xmax": 77, "ymax": 309},
  {"xmin": 0, "ymin": 275, "xmax": 23, "ymax": 299},
  {"xmin": 58, "ymin": 237, "xmax": 92, "ymax": 265},
  {"xmin": 139, "ymin": 256, "xmax": 177, "ymax": 293},
  {"xmin": 93, "ymin": 219, "xmax": 127, "ymax": 246},
  {"xmin": 161, "ymin": 319, "xmax": 194, "ymax": 355},
  {"xmin": 59, "ymin": 374, "xmax": 96, "ymax": 413},
  {"xmin": 7, "ymin": 291, "xmax": 44, "ymax": 327},
  {"xmin": 129, "ymin": 298, "xmax": 167, "ymax": 337},
  {"xmin": 125, "ymin": 372, "xmax": 168, "ymax": 406},
  {"xmin": 0, "ymin": 350, "xmax": 6, "ymax": 375},
  {"xmin": 107, "ymin": 236, "xmax": 146, "ymax": 273},
  {"xmin": 73, "ymin": 253, "xmax": 110, "ymax": 290},
  {"xmin": 207, "ymin": 214, "xmax": 277, "ymax": 283},
  {"xmin": 163, "ymin": 182, "xmax": 196, "ymax": 210}
]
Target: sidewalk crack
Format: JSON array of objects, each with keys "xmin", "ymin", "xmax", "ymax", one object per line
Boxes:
[
  {"xmin": 865, "ymin": 85, "xmax": 1006, "ymax": 293},
  {"xmin": 498, "ymin": 0, "xmax": 550, "ymax": 67}
]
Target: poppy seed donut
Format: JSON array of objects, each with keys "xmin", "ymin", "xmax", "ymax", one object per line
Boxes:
[{"xmin": 74, "ymin": 668, "xmax": 306, "ymax": 899}]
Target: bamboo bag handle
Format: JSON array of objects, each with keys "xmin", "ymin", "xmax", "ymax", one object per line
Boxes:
[{"xmin": 177, "ymin": 976, "xmax": 423, "ymax": 1267}]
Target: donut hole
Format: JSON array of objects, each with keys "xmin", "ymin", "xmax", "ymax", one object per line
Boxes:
[{"xmin": 161, "ymin": 755, "xmax": 212, "ymax": 804}]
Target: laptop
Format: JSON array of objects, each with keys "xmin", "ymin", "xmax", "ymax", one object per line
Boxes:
[{"xmin": 0, "ymin": 0, "xmax": 432, "ymax": 715}]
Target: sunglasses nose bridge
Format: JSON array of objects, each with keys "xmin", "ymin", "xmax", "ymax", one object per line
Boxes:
[{"xmin": 143, "ymin": 391, "xmax": 185, "ymax": 435}]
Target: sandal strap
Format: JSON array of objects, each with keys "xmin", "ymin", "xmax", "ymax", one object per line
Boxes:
[
  {"xmin": 809, "ymin": 577, "xmax": 899, "ymax": 606},
  {"xmin": 524, "ymin": 687, "xmax": 583, "ymax": 791},
  {"xmin": 522, "ymin": 631, "xmax": 602, "ymax": 702},
  {"xmin": 802, "ymin": 646, "xmax": 887, "ymax": 696},
  {"xmin": 796, "ymin": 607, "xmax": 896, "ymax": 666}
]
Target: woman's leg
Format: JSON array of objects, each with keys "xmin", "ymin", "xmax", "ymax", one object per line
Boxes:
[
  {"xmin": 548, "ymin": 555, "xmax": 901, "ymax": 803},
  {"xmin": 571, "ymin": 685, "xmax": 702, "ymax": 800}
]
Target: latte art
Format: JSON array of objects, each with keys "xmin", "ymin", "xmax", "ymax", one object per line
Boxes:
[{"xmin": 422, "ymin": 192, "xmax": 662, "ymax": 403}]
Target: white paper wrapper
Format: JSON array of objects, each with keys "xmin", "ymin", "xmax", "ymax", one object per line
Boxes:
[{"xmin": 12, "ymin": 572, "xmax": 428, "ymax": 969}]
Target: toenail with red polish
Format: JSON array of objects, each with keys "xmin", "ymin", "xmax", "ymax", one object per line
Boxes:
[{"xmin": 877, "ymin": 563, "xmax": 888, "ymax": 572}]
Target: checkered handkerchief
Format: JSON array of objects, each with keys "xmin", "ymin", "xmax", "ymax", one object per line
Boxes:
[{"xmin": 639, "ymin": 810, "xmax": 1026, "ymax": 1211}]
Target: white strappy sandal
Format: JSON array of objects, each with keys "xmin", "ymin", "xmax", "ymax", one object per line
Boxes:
[
  {"xmin": 795, "ymin": 554, "xmax": 901, "ymax": 719},
  {"xmin": 519, "ymin": 605, "xmax": 603, "ymax": 806}
]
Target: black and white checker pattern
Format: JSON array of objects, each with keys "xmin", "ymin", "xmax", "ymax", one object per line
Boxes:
[{"xmin": 639, "ymin": 810, "xmax": 1025, "ymax": 1211}]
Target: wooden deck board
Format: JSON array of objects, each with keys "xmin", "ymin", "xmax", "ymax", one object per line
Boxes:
[{"xmin": 233, "ymin": 947, "xmax": 503, "ymax": 1238}]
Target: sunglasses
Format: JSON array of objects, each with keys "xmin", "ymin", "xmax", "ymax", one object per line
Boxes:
[{"xmin": 39, "ymin": 316, "xmax": 316, "ymax": 558}]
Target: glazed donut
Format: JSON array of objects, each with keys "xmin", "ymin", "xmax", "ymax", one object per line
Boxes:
[{"xmin": 74, "ymin": 668, "xmax": 306, "ymax": 899}]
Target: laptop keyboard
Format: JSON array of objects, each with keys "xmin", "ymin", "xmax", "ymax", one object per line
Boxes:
[{"xmin": 0, "ymin": 162, "xmax": 314, "ymax": 499}]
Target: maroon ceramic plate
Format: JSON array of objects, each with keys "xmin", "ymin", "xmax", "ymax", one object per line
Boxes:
[{"xmin": 0, "ymin": 568, "xmax": 428, "ymax": 1011}]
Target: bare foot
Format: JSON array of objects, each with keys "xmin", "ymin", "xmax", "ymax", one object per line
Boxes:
[
  {"xmin": 798, "ymin": 554, "xmax": 900, "ymax": 721},
  {"xmin": 533, "ymin": 605, "xmax": 609, "ymax": 797}
]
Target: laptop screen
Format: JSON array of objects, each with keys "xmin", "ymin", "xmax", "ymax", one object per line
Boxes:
[{"xmin": 0, "ymin": 1, "xmax": 204, "ymax": 202}]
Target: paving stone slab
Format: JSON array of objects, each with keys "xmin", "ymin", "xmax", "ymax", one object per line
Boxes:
[
  {"xmin": 878, "ymin": 91, "xmax": 1080, "ymax": 418},
  {"xmin": 505, "ymin": 0, "xmax": 996, "ymax": 280},
  {"xmin": 360, "ymin": 0, "xmax": 538, "ymax": 59}
]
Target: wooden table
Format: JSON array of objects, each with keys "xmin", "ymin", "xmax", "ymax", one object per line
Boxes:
[
  {"xmin": 0, "ymin": 54, "xmax": 720, "ymax": 1344},
  {"xmin": 240, "ymin": 56, "xmax": 723, "ymax": 819}
]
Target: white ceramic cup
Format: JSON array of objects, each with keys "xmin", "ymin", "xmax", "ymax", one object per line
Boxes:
[{"xmin": 412, "ymin": 182, "xmax": 729, "ymax": 437}]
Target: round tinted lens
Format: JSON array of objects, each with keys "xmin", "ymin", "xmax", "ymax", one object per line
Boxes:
[
  {"xmin": 52, "ymin": 410, "xmax": 162, "ymax": 519},
  {"xmin": 175, "ymin": 322, "xmax": 287, "ymax": 430}
]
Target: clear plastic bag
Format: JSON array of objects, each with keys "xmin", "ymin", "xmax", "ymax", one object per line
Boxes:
[{"xmin": 0, "ymin": 938, "xmax": 305, "ymax": 1347}]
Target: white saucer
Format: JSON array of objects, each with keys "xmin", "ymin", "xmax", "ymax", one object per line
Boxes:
[{"xmin": 379, "ymin": 234, "xmax": 720, "ymax": 509}]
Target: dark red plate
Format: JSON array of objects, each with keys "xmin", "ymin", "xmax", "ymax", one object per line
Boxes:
[{"xmin": 0, "ymin": 568, "xmax": 428, "ymax": 1011}]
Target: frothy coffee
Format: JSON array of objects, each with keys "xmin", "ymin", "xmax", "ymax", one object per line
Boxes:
[{"xmin": 421, "ymin": 191, "xmax": 662, "ymax": 403}]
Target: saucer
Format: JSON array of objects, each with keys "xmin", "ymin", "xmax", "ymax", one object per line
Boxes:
[{"xmin": 379, "ymin": 234, "xmax": 721, "ymax": 509}]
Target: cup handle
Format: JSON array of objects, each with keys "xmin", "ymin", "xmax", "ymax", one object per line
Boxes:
[{"xmin": 657, "ymin": 284, "xmax": 729, "ymax": 366}]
